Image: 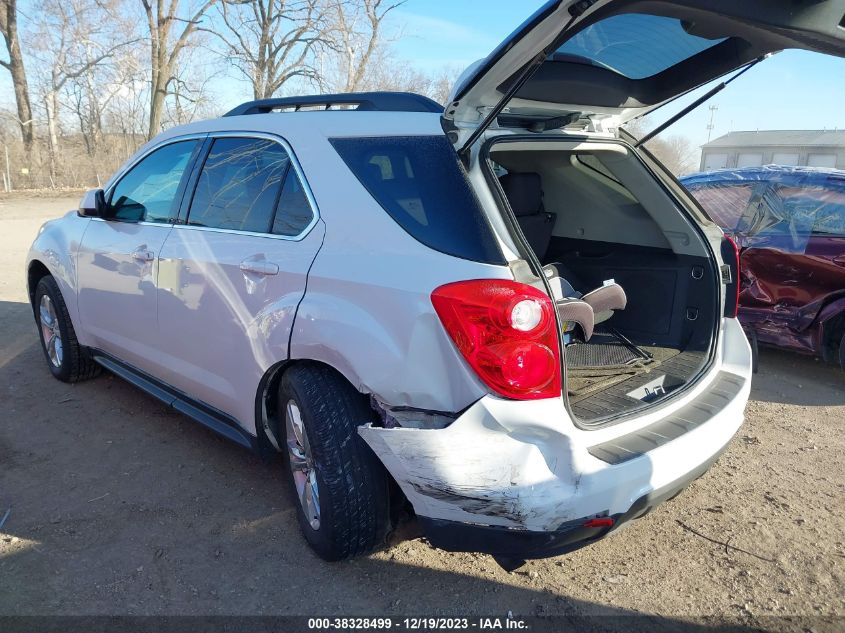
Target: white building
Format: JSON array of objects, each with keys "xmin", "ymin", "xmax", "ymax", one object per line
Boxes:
[{"xmin": 700, "ymin": 130, "xmax": 845, "ymax": 171}]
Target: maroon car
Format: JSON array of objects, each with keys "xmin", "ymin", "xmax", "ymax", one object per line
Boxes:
[{"xmin": 683, "ymin": 166, "xmax": 845, "ymax": 371}]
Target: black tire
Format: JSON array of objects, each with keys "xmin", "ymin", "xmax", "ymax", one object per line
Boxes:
[
  {"xmin": 278, "ymin": 363, "xmax": 390, "ymax": 560},
  {"xmin": 839, "ymin": 332, "xmax": 845, "ymax": 373},
  {"xmin": 748, "ymin": 328, "xmax": 759, "ymax": 374},
  {"xmin": 33, "ymin": 276, "xmax": 101, "ymax": 383}
]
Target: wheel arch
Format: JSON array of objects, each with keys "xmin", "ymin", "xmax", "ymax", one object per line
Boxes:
[
  {"xmin": 254, "ymin": 358, "xmax": 410, "ymax": 518},
  {"xmin": 27, "ymin": 259, "xmax": 52, "ymax": 308},
  {"xmin": 26, "ymin": 254, "xmax": 86, "ymax": 348},
  {"xmin": 253, "ymin": 358, "xmax": 369, "ymax": 459}
]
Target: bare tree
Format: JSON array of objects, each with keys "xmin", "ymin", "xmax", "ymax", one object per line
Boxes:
[
  {"xmin": 103, "ymin": 50, "xmax": 150, "ymax": 151},
  {"xmin": 320, "ymin": 0, "xmax": 405, "ymax": 93},
  {"xmin": 29, "ymin": 0, "xmax": 137, "ymax": 183},
  {"xmin": 0, "ymin": 0, "xmax": 458, "ymax": 189},
  {"xmin": 163, "ymin": 42, "xmax": 221, "ymax": 125},
  {"xmin": 427, "ymin": 66, "xmax": 460, "ymax": 105},
  {"xmin": 93, "ymin": 48, "xmax": 150, "ymax": 180},
  {"xmin": 0, "ymin": 0, "xmax": 34, "ymax": 161},
  {"xmin": 140, "ymin": 0, "xmax": 218, "ymax": 138},
  {"xmin": 364, "ymin": 62, "xmax": 458, "ymax": 104},
  {"xmin": 624, "ymin": 118, "xmax": 698, "ymax": 176},
  {"xmin": 648, "ymin": 134, "xmax": 697, "ymax": 176},
  {"xmin": 210, "ymin": 0, "xmax": 330, "ymax": 100}
]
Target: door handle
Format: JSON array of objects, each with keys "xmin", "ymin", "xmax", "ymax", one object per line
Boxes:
[
  {"xmin": 240, "ymin": 260, "xmax": 279, "ymax": 276},
  {"xmin": 132, "ymin": 248, "xmax": 155, "ymax": 262}
]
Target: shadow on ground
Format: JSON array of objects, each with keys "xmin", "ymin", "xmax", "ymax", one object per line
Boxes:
[{"xmin": 750, "ymin": 346, "xmax": 844, "ymax": 407}]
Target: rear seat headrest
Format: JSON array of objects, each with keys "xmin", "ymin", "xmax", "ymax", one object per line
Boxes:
[{"xmin": 499, "ymin": 172, "xmax": 543, "ymax": 217}]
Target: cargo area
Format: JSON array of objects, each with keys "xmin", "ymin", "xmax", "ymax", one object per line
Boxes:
[{"xmin": 487, "ymin": 138, "xmax": 720, "ymax": 426}]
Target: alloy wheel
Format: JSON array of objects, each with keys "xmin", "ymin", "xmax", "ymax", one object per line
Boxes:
[
  {"xmin": 39, "ymin": 294, "xmax": 63, "ymax": 368},
  {"xmin": 285, "ymin": 399, "xmax": 321, "ymax": 530}
]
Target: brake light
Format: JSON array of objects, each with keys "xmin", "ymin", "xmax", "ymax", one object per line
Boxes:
[
  {"xmin": 721, "ymin": 236, "xmax": 741, "ymax": 318},
  {"xmin": 431, "ymin": 279, "xmax": 561, "ymax": 400}
]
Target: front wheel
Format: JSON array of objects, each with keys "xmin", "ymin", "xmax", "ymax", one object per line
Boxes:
[
  {"xmin": 34, "ymin": 276, "xmax": 100, "ymax": 383},
  {"xmin": 278, "ymin": 364, "xmax": 390, "ymax": 560}
]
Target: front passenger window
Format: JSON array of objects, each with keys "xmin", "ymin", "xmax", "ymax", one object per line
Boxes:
[{"xmin": 109, "ymin": 140, "xmax": 198, "ymax": 223}]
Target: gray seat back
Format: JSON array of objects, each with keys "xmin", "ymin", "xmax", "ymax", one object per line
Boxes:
[{"xmin": 499, "ymin": 172, "xmax": 556, "ymax": 260}]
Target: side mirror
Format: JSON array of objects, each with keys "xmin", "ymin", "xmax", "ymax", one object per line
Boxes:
[{"xmin": 79, "ymin": 188, "xmax": 107, "ymax": 218}]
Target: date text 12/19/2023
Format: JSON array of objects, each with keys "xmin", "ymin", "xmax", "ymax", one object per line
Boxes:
[{"xmin": 307, "ymin": 617, "xmax": 528, "ymax": 630}]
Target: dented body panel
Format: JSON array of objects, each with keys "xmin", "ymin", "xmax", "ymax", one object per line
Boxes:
[
  {"xmin": 361, "ymin": 318, "xmax": 751, "ymax": 545},
  {"xmin": 683, "ymin": 166, "xmax": 845, "ymax": 358}
]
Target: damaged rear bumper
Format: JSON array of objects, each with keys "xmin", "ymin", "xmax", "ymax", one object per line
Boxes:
[
  {"xmin": 359, "ymin": 318, "xmax": 752, "ymax": 559},
  {"xmin": 417, "ymin": 443, "xmax": 727, "ymax": 559}
]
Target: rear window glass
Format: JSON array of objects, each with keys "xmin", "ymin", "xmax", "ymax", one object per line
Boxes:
[
  {"xmin": 331, "ymin": 136, "xmax": 504, "ymax": 264},
  {"xmin": 775, "ymin": 184, "xmax": 845, "ymax": 236},
  {"xmin": 554, "ymin": 14, "xmax": 726, "ymax": 80},
  {"xmin": 685, "ymin": 182, "xmax": 755, "ymax": 230}
]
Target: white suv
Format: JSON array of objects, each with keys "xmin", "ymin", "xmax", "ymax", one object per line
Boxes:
[{"xmin": 26, "ymin": 0, "xmax": 844, "ymax": 567}]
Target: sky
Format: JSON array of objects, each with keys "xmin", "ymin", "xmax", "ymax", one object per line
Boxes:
[{"xmin": 3, "ymin": 0, "xmax": 845, "ymax": 154}]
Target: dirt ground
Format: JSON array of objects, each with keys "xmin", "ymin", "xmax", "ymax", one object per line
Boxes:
[{"xmin": 1, "ymin": 194, "xmax": 843, "ymax": 627}]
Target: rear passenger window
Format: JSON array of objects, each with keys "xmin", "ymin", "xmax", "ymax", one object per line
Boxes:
[
  {"xmin": 188, "ymin": 137, "xmax": 289, "ymax": 233},
  {"xmin": 272, "ymin": 169, "xmax": 314, "ymax": 237},
  {"xmin": 331, "ymin": 136, "xmax": 504, "ymax": 264}
]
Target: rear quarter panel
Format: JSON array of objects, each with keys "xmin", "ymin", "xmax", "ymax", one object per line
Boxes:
[{"xmin": 288, "ymin": 134, "xmax": 512, "ymax": 413}]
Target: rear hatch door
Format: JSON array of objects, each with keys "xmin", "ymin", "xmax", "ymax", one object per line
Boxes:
[{"xmin": 445, "ymin": 0, "xmax": 845, "ymax": 150}]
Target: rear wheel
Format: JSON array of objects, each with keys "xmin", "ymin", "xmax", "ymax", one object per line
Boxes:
[
  {"xmin": 839, "ymin": 332, "xmax": 845, "ymax": 373},
  {"xmin": 34, "ymin": 276, "xmax": 100, "ymax": 383},
  {"xmin": 278, "ymin": 364, "xmax": 390, "ymax": 560}
]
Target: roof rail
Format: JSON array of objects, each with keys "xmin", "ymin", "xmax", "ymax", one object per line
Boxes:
[{"xmin": 223, "ymin": 92, "xmax": 442, "ymax": 117}]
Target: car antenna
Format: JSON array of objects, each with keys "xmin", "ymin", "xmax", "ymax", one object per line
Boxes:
[{"xmin": 634, "ymin": 54, "xmax": 772, "ymax": 148}]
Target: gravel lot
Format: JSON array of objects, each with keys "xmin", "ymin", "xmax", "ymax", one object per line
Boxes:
[{"xmin": 1, "ymin": 194, "xmax": 843, "ymax": 628}]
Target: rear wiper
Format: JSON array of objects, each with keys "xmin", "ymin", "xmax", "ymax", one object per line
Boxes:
[{"xmin": 634, "ymin": 55, "xmax": 770, "ymax": 148}]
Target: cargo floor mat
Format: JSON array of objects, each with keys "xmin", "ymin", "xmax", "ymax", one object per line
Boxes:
[
  {"xmin": 565, "ymin": 330, "xmax": 650, "ymax": 369},
  {"xmin": 566, "ymin": 344, "xmax": 684, "ymax": 403}
]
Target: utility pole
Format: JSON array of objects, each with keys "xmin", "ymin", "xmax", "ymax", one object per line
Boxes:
[{"xmin": 706, "ymin": 104, "xmax": 718, "ymax": 143}]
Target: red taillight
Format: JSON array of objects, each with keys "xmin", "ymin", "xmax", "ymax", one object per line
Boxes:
[
  {"xmin": 431, "ymin": 279, "xmax": 561, "ymax": 400},
  {"xmin": 583, "ymin": 517, "xmax": 615, "ymax": 528},
  {"xmin": 721, "ymin": 235, "xmax": 741, "ymax": 318}
]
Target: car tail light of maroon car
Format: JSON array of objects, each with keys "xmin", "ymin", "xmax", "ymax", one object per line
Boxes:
[
  {"xmin": 432, "ymin": 279, "xmax": 561, "ymax": 400},
  {"xmin": 721, "ymin": 236, "xmax": 741, "ymax": 318}
]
